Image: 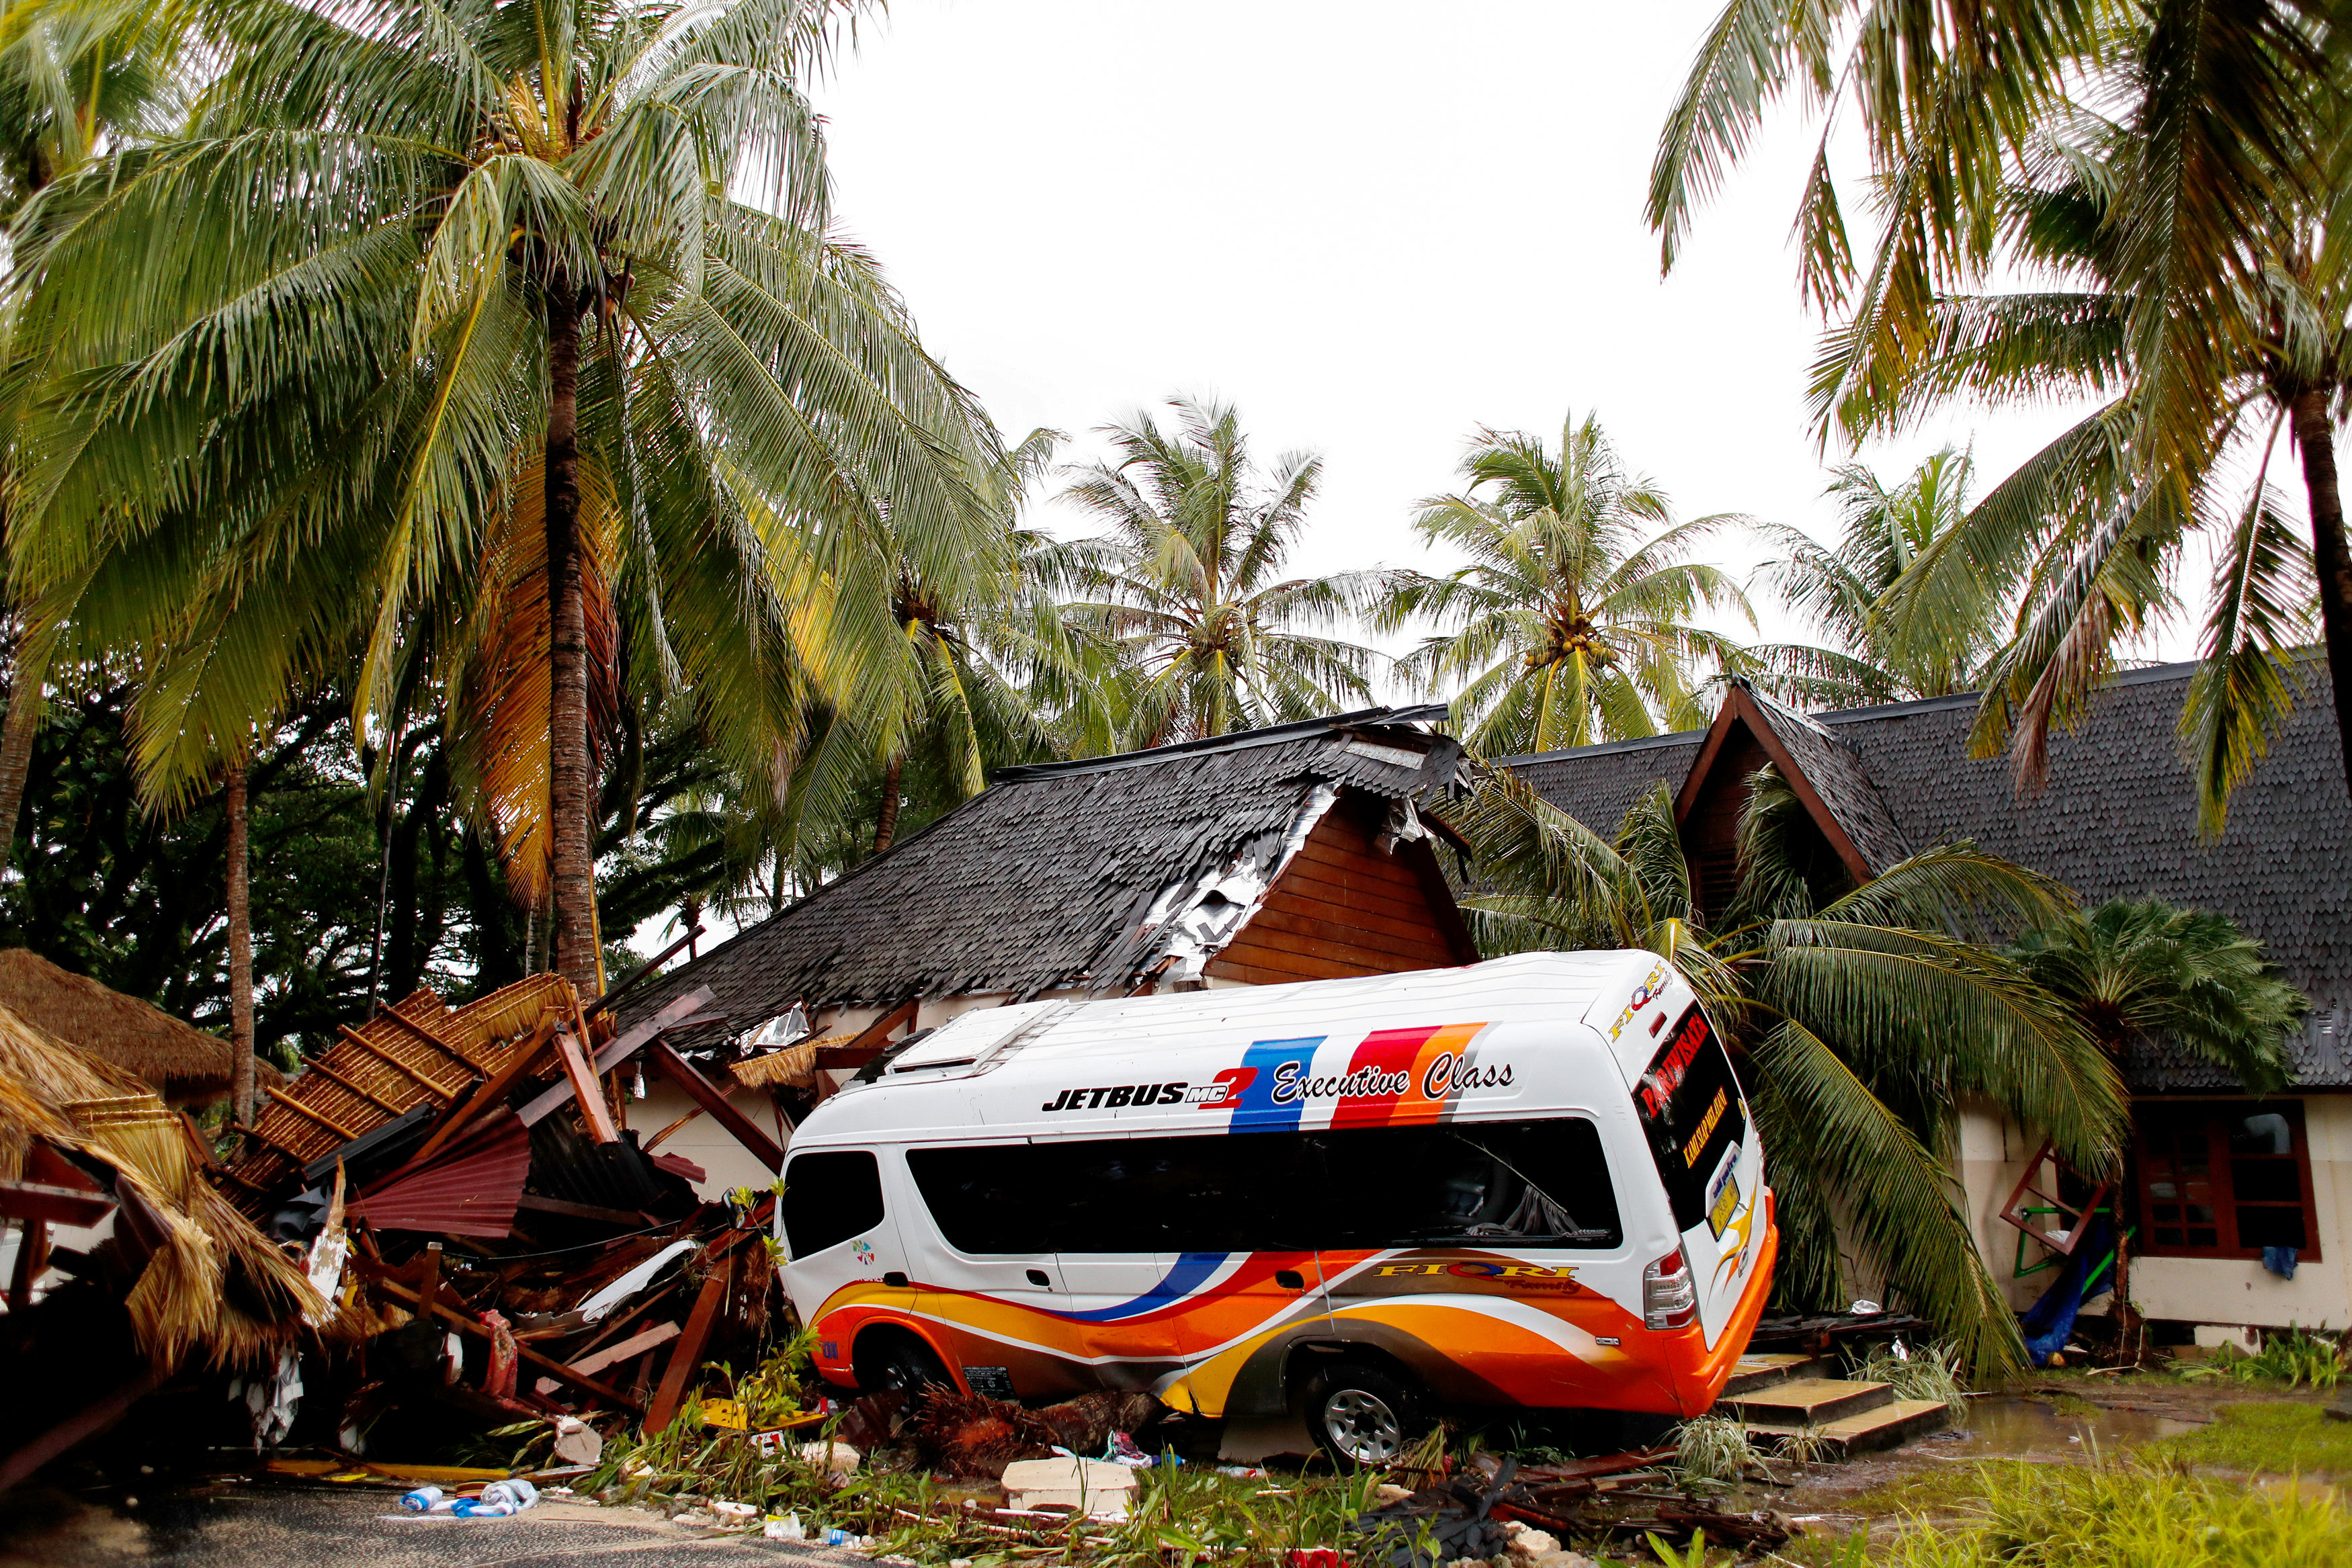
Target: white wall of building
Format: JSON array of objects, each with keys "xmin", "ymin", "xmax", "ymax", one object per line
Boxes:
[{"xmin": 625, "ymin": 1078, "xmax": 792, "ymax": 1201}]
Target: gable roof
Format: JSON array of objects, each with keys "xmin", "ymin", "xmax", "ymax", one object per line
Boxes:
[
  {"xmin": 1677, "ymin": 681, "xmax": 1913, "ymax": 879},
  {"xmin": 618, "ymin": 708, "xmax": 1468, "ymax": 1033},
  {"xmin": 0, "ymin": 948, "xmax": 284, "ymax": 1102},
  {"xmin": 1503, "ymin": 660, "xmax": 2352, "ymax": 1091}
]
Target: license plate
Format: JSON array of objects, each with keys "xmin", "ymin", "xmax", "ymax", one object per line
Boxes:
[{"xmin": 1707, "ymin": 1158, "xmax": 1742, "ymax": 1239}]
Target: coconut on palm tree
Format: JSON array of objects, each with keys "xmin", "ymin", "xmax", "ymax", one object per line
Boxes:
[
  {"xmin": 2010, "ymin": 899, "xmax": 2306, "ymax": 1095},
  {"xmin": 5, "ymin": 0, "xmax": 1007, "ymax": 1002},
  {"xmin": 1456, "ymin": 764, "xmax": 2123, "ymax": 1377},
  {"xmin": 1376, "ymin": 411, "xmax": 1756, "ymax": 755},
  {"xmin": 1053, "ymin": 396, "xmax": 1392, "ymax": 745},
  {"xmin": 1750, "ymin": 449, "xmax": 2001, "ymax": 707}
]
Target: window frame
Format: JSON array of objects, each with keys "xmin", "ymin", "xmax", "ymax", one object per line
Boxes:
[{"xmin": 2132, "ymin": 1098, "xmax": 2322, "ymax": 1263}]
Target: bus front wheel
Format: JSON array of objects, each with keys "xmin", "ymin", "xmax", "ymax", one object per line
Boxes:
[
  {"xmin": 853, "ymin": 1327, "xmax": 953, "ymax": 1402},
  {"xmin": 1300, "ymin": 1361, "xmax": 1425, "ymax": 1467}
]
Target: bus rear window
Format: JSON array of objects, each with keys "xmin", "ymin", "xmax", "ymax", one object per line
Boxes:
[{"xmin": 1638, "ymin": 1005, "xmax": 1747, "ymax": 1231}]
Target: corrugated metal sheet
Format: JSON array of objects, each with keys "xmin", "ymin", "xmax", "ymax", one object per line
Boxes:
[{"xmin": 347, "ymin": 1111, "xmax": 531, "ymax": 1237}]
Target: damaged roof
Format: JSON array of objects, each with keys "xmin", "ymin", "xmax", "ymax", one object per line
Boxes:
[
  {"xmin": 1504, "ymin": 660, "xmax": 2352, "ymax": 1092},
  {"xmin": 619, "ymin": 708, "xmax": 1467, "ymax": 1031}
]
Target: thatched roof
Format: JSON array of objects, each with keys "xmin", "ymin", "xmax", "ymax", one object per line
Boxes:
[
  {"xmin": 0, "ymin": 1000, "xmax": 323, "ymax": 1369},
  {"xmin": 0, "ymin": 948, "xmax": 283, "ymax": 1103},
  {"xmin": 729, "ymin": 1037, "xmax": 829, "ymax": 1091}
]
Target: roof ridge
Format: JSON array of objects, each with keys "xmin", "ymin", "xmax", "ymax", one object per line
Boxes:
[{"xmin": 989, "ymin": 705, "xmax": 1448, "ymax": 782}]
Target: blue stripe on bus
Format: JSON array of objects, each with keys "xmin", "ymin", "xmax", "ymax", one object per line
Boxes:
[
  {"xmin": 1057, "ymin": 1252, "xmax": 1232, "ymax": 1321},
  {"xmin": 1230, "ymin": 1036, "xmax": 1324, "ymax": 1131}
]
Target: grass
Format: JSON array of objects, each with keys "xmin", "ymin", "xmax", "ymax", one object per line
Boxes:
[
  {"xmin": 1878, "ymin": 1460, "xmax": 2352, "ymax": 1567},
  {"xmin": 1674, "ymin": 1414, "xmax": 1760, "ymax": 1489},
  {"xmin": 1836, "ymin": 1461, "xmax": 2004, "ymax": 1522},
  {"xmin": 2144, "ymin": 1402, "xmax": 2352, "ymax": 1479}
]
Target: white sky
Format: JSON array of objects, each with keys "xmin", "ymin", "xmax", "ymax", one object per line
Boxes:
[{"xmin": 805, "ymin": 0, "xmax": 2211, "ymax": 670}]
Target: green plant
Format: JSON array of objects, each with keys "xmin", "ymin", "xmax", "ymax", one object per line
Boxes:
[
  {"xmin": 1673, "ymin": 1415, "xmax": 1756, "ymax": 1490},
  {"xmin": 1648, "ymin": 1526, "xmax": 1715, "ymax": 1568},
  {"xmin": 2183, "ymin": 1329, "xmax": 2345, "ymax": 1391},
  {"xmin": 1853, "ymin": 1341, "xmax": 1970, "ymax": 1426}
]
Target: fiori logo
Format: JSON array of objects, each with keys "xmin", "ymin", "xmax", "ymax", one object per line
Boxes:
[
  {"xmin": 1609, "ymin": 963, "xmax": 1672, "ymax": 1039},
  {"xmin": 1376, "ymin": 1260, "xmax": 1578, "ymax": 1281},
  {"xmin": 852, "ymin": 1238, "xmax": 876, "ymax": 1267}
]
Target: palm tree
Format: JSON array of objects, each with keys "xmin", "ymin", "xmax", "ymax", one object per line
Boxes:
[
  {"xmin": 1750, "ymin": 449, "xmax": 2001, "ymax": 707},
  {"xmin": 1648, "ymin": 3, "xmax": 2351, "ymax": 819},
  {"xmin": 1805, "ymin": 101, "xmax": 2346, "ymax": 830},
  {"xmin": 1456, "ymin": 765, "xmax": 2123, "ymax": 1377},
  {"xmin": 2010, "ymin": 899, "xmax": 2307, "ymax": 1095},
  {"xmin": 0, "ymin": 0, "xmax": 187, "ymax": 887},
  {"xmin": 1053, "ymin": 396, "xmax": 1392, "ymax": 744},
  {"xmin": 5, "ymin": 0, "xmax": 1006, "ymax": 1000},
  {"xmin": 1375, "ymin": 412, "xmax": 1756, "ymax": 754}
]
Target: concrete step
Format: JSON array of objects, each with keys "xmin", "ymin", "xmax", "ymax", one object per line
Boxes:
[
  {"xmin": 1720, "ymin": 1352, "xmax": 1836, "ymax": 1397},
  {"xmin": 1720, "ymin": 1376, "xmax": 1892, "ymax": 1427},
  {"xmin": 1745, "ymin": 1397, "xmax": 1953, "ymax": 1458}
]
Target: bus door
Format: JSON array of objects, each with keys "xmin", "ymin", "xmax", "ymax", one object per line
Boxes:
[{"xmin": 1634, "ymin": 1004, "xmax": 1765, "ymax": 1346}]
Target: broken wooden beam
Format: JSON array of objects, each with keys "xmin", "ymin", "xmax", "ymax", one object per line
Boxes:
[
  {"xmin": 646, "ymin": 1269, "xmax": 730, "ymax": 1434},
  {"xmin": 516, "ymin": 990, "xmax": 715, "ymax": 1125},
  {"xmin": 646, "ymin": 1042, "xmax": 786, "ymax": 1171},
  {"xmin": 367, "ymin": 1274, "xmax": 643, "ymax": 1414},
  {"xmin": 404, "ymin": 1009, "xmax": 566, "ymax": 1166},
  {"xmin": 0, "ymin": 1180, "xmax": 115, "ymax": 1230},
  {"xmin": 553, "ymin": 1029, "xmax": 621, "ymax": 1143}
]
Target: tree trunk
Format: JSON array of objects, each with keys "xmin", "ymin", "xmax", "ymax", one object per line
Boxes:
[
  {"xmin": 226, "ymin": 763, "xmax": 255, "ymax": 1129},
  {"xmin": 0, "ymin": 642, "xmax": 43, "ymax": 886},
  {"xmin": 544, "ymin": 281, "xmax": 600, "ymax": 999},
  {"xmin": 874, "ymin": 753, "xmax": 904, "ymax": 855},
  {"xmin": 2293, "ymin": 388, "xmax": 2352, "ymax": 801}
]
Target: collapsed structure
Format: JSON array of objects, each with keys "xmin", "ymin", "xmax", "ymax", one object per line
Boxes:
[{"xmin": 620, "ymin": 705, "xmax": 1478, "ymax": 1192}]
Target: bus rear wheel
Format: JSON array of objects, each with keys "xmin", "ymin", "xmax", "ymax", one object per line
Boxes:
[{"xmin": 1301, "ymin": 1362, "xmax": 1424, "ymax": 1467}]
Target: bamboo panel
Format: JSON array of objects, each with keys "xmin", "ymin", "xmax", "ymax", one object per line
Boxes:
[{"xmin": 219, "ymin": 975, "xmax": 578, "ymax": 1215}]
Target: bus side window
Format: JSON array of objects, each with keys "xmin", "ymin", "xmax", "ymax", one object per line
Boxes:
[
  {"xmin": 782, "ymin": 1150, "xmax": 886, "ymax": 1258},
  {"xmin": 907, "ymin": 1145, "xmax": 1054, "ymax": 1253}
]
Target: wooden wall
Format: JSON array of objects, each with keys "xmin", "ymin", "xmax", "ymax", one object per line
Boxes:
[{"xmin": 1206, "ymin": 794, "xmax": 1476, "ymax": 986}]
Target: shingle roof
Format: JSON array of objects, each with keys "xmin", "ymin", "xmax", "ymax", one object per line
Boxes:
[
  {"xmin": 617, "ymin": 709, "xmax": 1466, "ymax": 1033},
  {"xmin": 1499, "ymin": 732, "xmax": 1706, "ymax": 838},
  {"xmin": 1741, "ymin": 685, "xmax": 1915, "ymax": 872},
  {"xmin": 1505, "ymin": 662, "xmax": 2352, "ymax": 1091}
]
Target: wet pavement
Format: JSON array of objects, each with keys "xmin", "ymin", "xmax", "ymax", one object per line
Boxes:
[{"xmin": 0, "ymin": 1483, "xmax": 872, "ymax": 1568}]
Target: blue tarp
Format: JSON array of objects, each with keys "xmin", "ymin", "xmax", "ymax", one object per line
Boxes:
[{"xmin": 2019, "ymin": 1215, "xmax": 2114, "ymax": 1367}]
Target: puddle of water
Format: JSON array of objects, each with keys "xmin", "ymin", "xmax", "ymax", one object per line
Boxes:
[{"xmin": 1949, "ymin": 1396, "xmax": 2199, "ymax": 1459}]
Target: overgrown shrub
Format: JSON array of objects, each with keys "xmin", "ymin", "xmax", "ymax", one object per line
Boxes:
[{"xmin": 2181, "ymin": 1327, "xmax": 2344, "ymax": 1390}]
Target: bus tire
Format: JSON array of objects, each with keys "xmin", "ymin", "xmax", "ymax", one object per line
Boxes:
[
  {"xmin": 1300, "ymin": 1361, "xmax": 1424, "ymax": 1468},
  {"xmin": 853, "ymin": 1327, "xmax": 954, "ymax": 1403}
]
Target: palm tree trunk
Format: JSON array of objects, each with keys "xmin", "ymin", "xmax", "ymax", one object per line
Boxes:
[
  {"xmin": 2294, "ymin": 388, "xmax": 2352, "ymax": 801},
  {"xmin": 0, "ymin": 642, "xmax": 40, "ymax": 884},
  {"xmin": 874, "ymin": 753, "xmax": 904, "ymax": 855},
  {"xmin": 544, "ymin": 281, "xmax": 600, "ymax": 1000},
  {"xmin": 226, "ymin": 763, "xmax": 255, "ymax": 1129}
]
